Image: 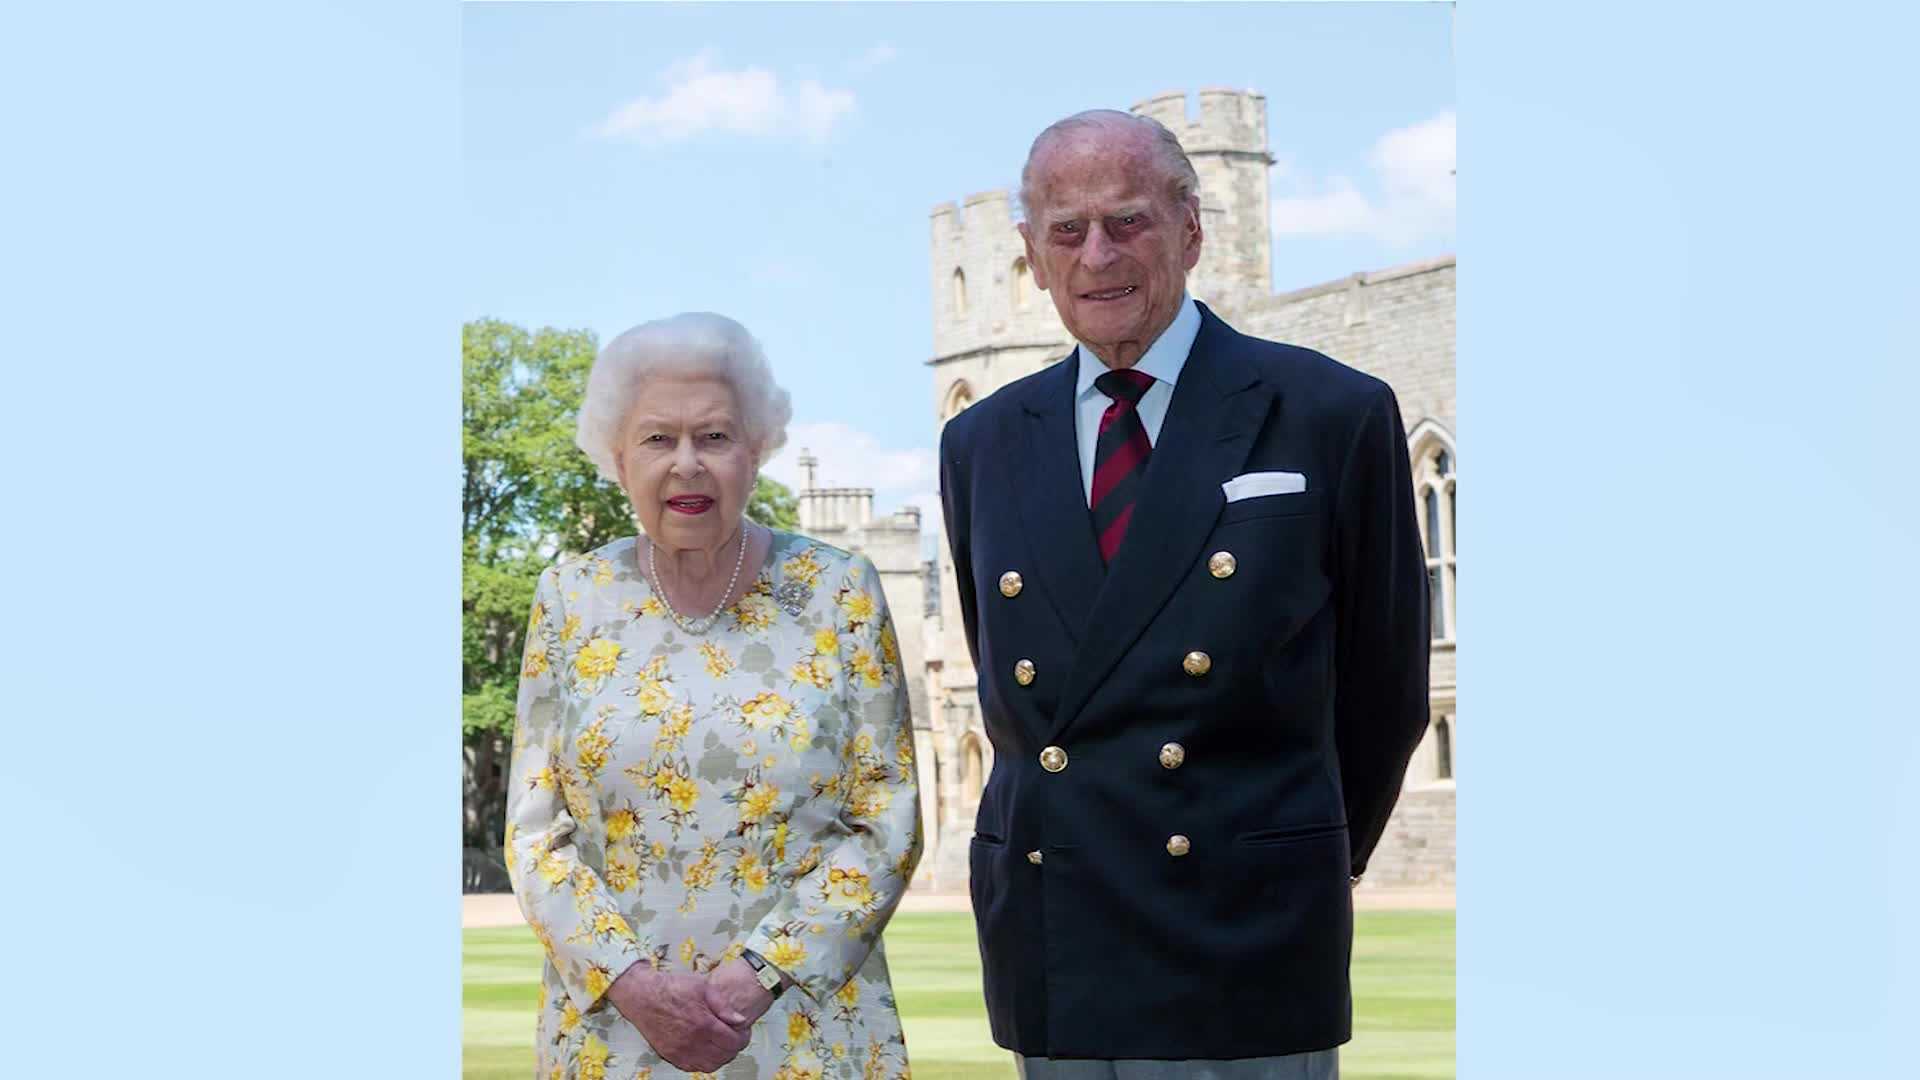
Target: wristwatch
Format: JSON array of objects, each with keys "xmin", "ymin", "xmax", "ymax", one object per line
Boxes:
[{"xmin": 740, "ymin": 948, "xmax": 787, "ymax": 998}]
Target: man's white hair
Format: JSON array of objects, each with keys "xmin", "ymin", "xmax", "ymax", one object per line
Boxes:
[
  {"xmin": 575, "ymin": 312, "xmax": 793, "ymax": 485},
  {"xmin": 1018, "ymin": 109, "xmax": 1201, "ymax": 221}
]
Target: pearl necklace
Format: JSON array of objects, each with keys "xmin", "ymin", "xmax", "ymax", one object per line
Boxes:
[{"xmin": 647, "ymin": 526, "xmax": 750, "ymax": 636}]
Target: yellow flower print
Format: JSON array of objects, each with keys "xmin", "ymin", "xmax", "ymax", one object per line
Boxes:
[
  {"xmin": 584, "ymin": 964, "xmax": 614, "ymax": 1000},
  {"xmin": 879, "ymin": 623, "xmax": 900, "ymax": 666},
  {"xmin": 849, "ymin": 648, "xmax": 881, "ymax": 687},
  {"xmin": 783, "ymin": 547, "xmax": 827, "ymax": 587},
  {"xmin": 773, "ymin": 821, "xmax": 790, "ymax": 861},
  {"xmin": 743, "ymin": 862, "xmax": 769, "ymax": 892},
  {"xmin": 577, "ymin": 1033, "xmax": 611, "ymax": 1080},
  {"xmin": 651, "ymin": 840, "xmax": 668, "ymax": 860},
  {"xmin": 574, "ymin": 720, "xmax": 612, "ymax": 776},
  {"xmin": 522, "ymin": 648, "xmax": 549, "ymax": 679},
  {"xmin": 847, "ymin": 778, "xmax": 892, "ymax": 821},
  {"xmin": 791, "ymin": 656, "xmax": 836, "ymax": 690},
  {"xmin": 639, "ymin": 595, "xmax": 668, "ymax": 618},
  {"xmin": 734, "ymin": 592, "xmax": 777, "ymax": 632},
  {"xmin": 839, "ymin": 590, "xmax": 877, "ymax": 624},
  {"xmin": 739, "ymin": 783, "xmax": 781, "ymax": 825},
  {"xmin": 779, "ymin": 1051, "xmax": 824, "ymax": 1080},
  {"xmin": 812, "ymin": 627, "xmax": 839, "ymax": 655},
  {"xmin": 636, "ymin": 679, "xmax": 672, "ymax": 716},
  {"xmin": 836, "ymin": 978, "xmax": 860, "ymax": 1007},
  {"xmin": 741, "ymin": 692, "xmax": 793, "ymax": 729},
  {"xmin": 528, "ymin": 599, "xmax": 548, "ymax": 634},
  {"xmin": 833, "ymin": 1043, "xmax": 848, "ymax": 1060},
  {"xmin": 896, "ymin": 730, "xmax": 914, "ymax": 766},
  {"xmin": 700, "ymin": 641, "xmax": 735, "ymax": 678},
  {"xmin": 853, "ymin": 733, "xmax": 875, "ymax": 755},
  {"xmin": 592, "ymin": 558, "xmax": 614, "ymax": 586},
  {"xmin": 561, "ymin": 772, "xmax": 594, "ymax": 826},
  {"xmin": 560, "ymin": 612, "xmax": 581, "ymax": 643},
  {"xmin": 825, "ymin": 866, "xmax": 876, "ymax": 910},
  {"xmin": 605, "ymin": 808, "xmax": 638, "ymax": 842},
  {"xmin": 605, "ymin": 848, "xmax": 638, "ymax": 893},
  {"xmin": 667, "ymin": 774, "xmax": 701, "ymax": 812},
  {"xmin": 527, "ymin": 765, "xmax": 556, "ymax": 792},
  {"xmin": 789, "ymin": 720, "xmax": 813, "ymax": 753},
  {"xmin": 592, "ymin": 909, "xmax": 633, "ymax": 940},
  {"xmin": 573, "ymin": 637, "xmax": 621, "ymax": 682},
  {"xmin": 787, "ymin": 1011, "xmax": 815, "ymax": 1044},
  {"xmin": 766, "ymin": 932, "xmax": 807, "ymax": 970},
  {"xmin": 655, "ymin": 704, "xmax": 693, "ymax": 753},
  {"xmin": 536, "ymin": 850, "xmax": 569, "ymax": 887},
  {"xmin": 559, "ymin": 1001, "xmax": 580, "ymax": 1033},
  {"xmin": 680, "ymin": 937, "xmax": 698, "ymax": 969}
]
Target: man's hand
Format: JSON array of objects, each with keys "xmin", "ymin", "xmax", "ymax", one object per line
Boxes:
[
  {"xmin": 605, "ymin": 964, "xmax": 751, "ymax": 1073},
  {"xmin": 704, "ymin": 957, "xmax": 778, "ymax": 1031}
]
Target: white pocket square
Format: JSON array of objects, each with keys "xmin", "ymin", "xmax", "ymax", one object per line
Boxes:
[{"xmin": 1222, "ymin": 471, "xmax": 1307, "ymax": 502}]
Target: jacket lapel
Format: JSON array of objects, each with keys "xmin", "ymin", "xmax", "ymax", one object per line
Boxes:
[
  {"xmin": 1047, "ymin": 306, "xmax": 1275, "ymax": 742},
  {"xmin": 1013, "ymin": 351, "xmax": 1104, "ymax": 646}
]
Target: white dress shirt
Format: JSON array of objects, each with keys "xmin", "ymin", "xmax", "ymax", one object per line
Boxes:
[{"xmin": 1073, "ymin": 294, "xmax": 1201, "ymax": 506}]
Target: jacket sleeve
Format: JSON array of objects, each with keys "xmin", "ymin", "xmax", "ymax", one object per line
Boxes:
[
  {"xmin": 1330, "ymin": 384, "xmax": 1433, "ymax": 878},
  {"xmin": 504, "ymin": 566, "xmax": 646, "ymax": 1012},
  {"xmin": 939, "ymin": 415, "xmax": 982, "ymax": 670},
  {"xmin": 744, "ymin": 554, "xmax": 924, "ymax": 1002}
]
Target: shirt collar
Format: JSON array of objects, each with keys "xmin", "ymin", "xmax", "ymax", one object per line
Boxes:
[{"xmin": 1074, "ymin": 293, "xmax": 1201, "ymax": 398}]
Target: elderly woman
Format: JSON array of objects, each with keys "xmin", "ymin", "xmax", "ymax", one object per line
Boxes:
[{"xmin": 505, "ymin": 312, "xmax": 923, "ymax": 1080}]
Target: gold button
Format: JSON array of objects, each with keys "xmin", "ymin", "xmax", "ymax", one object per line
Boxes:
[
  {"xmin": 1208, "ymin": 551, "xmax": 1237, "ymax": 579},
  {"xmin": 1183, "ymin": 651, "xmax": 1212, "ymax": 677},
  {"xmin": 1027, "ymin": 850, "xmax": 1044, "ymax": 865},
  {"xmin": 1039, "ymin": 745, "xmax": 1068, "ymax": 773},
  {"xmin": 999, "ymin": 571, "xmax": 1024, "ymax": 598},
  {"xmin": 1159, "ymin": 742, "xmax": 1186, "ymax": 769},
  {"xmin": 1014, "ymin": 658, "xmax": 1036, "ymax": 686},
  {"xmin": 1167, "ymin": 834, "xmax": 1191, "ymax": 857}
]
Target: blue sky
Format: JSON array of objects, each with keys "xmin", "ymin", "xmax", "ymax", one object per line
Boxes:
[{"xmin": 463, "ymin": 2, "xmax": 1455, "ymax": 539}]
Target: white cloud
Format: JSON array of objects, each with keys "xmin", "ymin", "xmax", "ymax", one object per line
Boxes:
[
  {"xmin": 1270, "ymin": 110, "xmax": 1455, "ymax": 248},
  {"xmin": 594, "ymin": 51, "xmax": 855, "ymax": 143},
  {"xmin": 851, "ymin": 42, "xmax": 898, "ymax": 73},
  {"xmin": 763, "ymin": 421, "xmax": 937, "ymax": 504}
]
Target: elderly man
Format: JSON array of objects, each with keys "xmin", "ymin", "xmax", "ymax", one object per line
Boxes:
[{"xmin": 937, "ymin": 110, "xmax": 1430, "ymax": 1078}]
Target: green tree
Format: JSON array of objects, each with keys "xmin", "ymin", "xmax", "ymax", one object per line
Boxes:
[{"xmin": 462, "ymin": 318, "xmax": 799, "ymax": 889}]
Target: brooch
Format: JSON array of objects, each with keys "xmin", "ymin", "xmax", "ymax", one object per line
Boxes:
[{"xmin": 773, "ymin": 579, "xmax": 813, "ymax": 616}]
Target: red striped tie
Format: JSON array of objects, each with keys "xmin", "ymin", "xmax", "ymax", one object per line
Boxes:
[{"xmin": 1090, "ymin": 368, "xmax": 1155, "ymax": 564}]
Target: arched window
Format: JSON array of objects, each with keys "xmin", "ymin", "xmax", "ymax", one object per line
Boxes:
[
  {"xmin": 1410, "ymin": 421, "xmax": 1457, "ymax": 642},
  {"xmin": 942, "ymin": 380, "xmax": 974, "ymax": 420},
  {"xmin": 960, "ymin": 734, "xmax": 985, "ymax": 807},
  {"xmin": 1434, "ymin": 713, "xmax": 1454, "ymax": 780},
  {"xmin": 951, "ymin": 268, "xmax": 968, "ymax": 318},
  {"xmin": 1011, "ymin": 257, "xmax": 1031, "ymax": 310}
]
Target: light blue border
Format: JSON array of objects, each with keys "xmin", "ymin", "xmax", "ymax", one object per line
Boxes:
[
  {"xmin": 1459, "ymin": 1, "xmax": 1918, "ymax": 1076},
  {"xmin": 1, "ymin": 1, "xmax": 459, "ymax": 1075}
]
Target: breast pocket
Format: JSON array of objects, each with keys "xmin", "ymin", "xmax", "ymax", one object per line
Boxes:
[
  {"xmin": 1216, "ymin": 489, "xmax": 1321, "ymax": 524},
  {"xmin": 1202, "ymin": 494, "xmax": 1329, "ymax": 617}
]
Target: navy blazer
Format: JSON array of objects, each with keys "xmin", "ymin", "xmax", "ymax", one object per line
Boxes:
[{"xmin": 937, "ymin": 303, "xmax": 1431, "ymax": 1059}]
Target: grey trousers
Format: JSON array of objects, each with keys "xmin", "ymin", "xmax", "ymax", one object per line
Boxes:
[{"xmin": 1014, "ymin": 1050, "xmax": 1338, "ymax": 1080}]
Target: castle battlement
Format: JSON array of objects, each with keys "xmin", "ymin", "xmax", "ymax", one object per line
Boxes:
[{"xmin": 1133, "ymin": 88, "xmax": 1272, "ymax": 159}]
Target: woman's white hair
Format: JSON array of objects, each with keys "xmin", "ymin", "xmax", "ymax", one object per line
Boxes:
[{"xmin": 575, "ymin": 312, "xmax": 793, "ymax": 484}]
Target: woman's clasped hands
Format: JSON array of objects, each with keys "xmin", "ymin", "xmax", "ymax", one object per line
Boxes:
[{"xmin": 605, "ymin": 958, "xmax": 780, "ymax": 1073}]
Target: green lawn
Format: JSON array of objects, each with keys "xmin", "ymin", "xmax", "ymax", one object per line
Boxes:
[{"xmin": 465, "ymin": 910, "xmax": 1452, "ymax": 1079}]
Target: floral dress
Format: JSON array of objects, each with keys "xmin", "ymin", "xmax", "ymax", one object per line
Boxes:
[{"xmin": 505, "ymin": 530, "xmax": 923, "ymax": 1080}]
